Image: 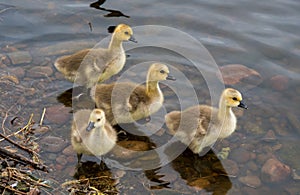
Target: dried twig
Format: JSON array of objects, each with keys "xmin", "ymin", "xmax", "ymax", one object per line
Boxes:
[
  {"xmin": 0, "ymin": 183, "xmax": 27, "ymax": 195},
  {"xmin": 39, "ymin": 108, "xmax": 46, "ymax": 126},
  {"xmin": 0, "ymin": 147, "xmax": 48, "ymax": 172},
  {"xmin": 0, "ymin": 114, "xmax": 38, "ymax": 156},
  {"xmin": 1, "ymin": 101, "xmax": 19, "ymax": 134}
]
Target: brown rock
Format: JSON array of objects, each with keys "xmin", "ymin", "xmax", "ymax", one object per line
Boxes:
[
  {"xmin": 229, "ymin": 148, "xmax": 251, "ymax": 163},
  {"xmin": 213, "ymin": 159, "xmax": 239, "ymax": 176},
  {"xmin": 261, "ymin": 130, "xmax": 276, "ymax": 142},
  {"xmin": 261, "ymin": 158, "xmax": 291, "ymax": 183},
  {"xmin": 45, "ymin": 105, "xmax": 71, "ymax": 125},
  {"xmin": 62, "ymin": 145, "xmax": 75, "ymax": 156},
  {"xmin": 239, "ymin": 175, "xmax": 261, "ymax": 188},
  {"xmin": 0, "ymin": 54, "xmax": 10, "ymax": 67},
  {"xmin": 7, "ymin": 51, "xmax": 32, "ymax": 65},
  {"xmin": 67, "ymin": 156, "xmax": 76, "ymax": 164},
  {"xmin": 8, "ymin": 67, "xmax": 25, "ymax": 78},
  {"xmin": 217, "ymin": 64, "xmax": 262, "ymax": 89},
  {"xmin": 40, "ymin": 136, "xmax": 68, "ymax": 153},
  {"xmin": 56, "ymin": 155, "xmax": 68, "ymax": 166},
  {"xmin": 270, "ymin": 75, "xmax": 289, "ymax": 91},
  {"xmin": 247, "ymin": 161, "xmax": 258, "ymax": 171},
  {"xmin": 26, "ymin": 66, "xmax": 53, "ymax": 78}
]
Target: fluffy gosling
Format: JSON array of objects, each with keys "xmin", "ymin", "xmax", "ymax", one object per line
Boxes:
[
  {"xmin": 71, "ymin": 109, "xmax": 117, "ymax": 162},
  {"xmin": 90, "ymin": 63, "xmax": 176, "ymax": 125},
  {"xmin": 165, "ymin": 88, "xmax": 247, "ymax": 154},
  {"xmin": 54, "ymin": 24, "xmax": 136, "ymax": 88}
]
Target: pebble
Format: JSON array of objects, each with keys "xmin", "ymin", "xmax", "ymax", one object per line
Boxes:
[
  {"xmin": 246, "ymin": 161, "xmax": 258, "ymax": 171},
  {"xmin": 229, "ymin": 148, "xmax": 251, "ymax": 163},
  {"xmin": 26, "ymin": 66, "xmax": 53, "ymax": 78},
  {"xmin": 32, "ymin": 124, "xmax": 50, "ymax": 135},
  {"xmin": 56, "ymin": 155, "xmax": 68, "ymax": 166},
  {"xmin": 217, "ymin": 64, "xmax": 262, "ymax": 89},
  {"xmin": 7, "ymin": 51, "xmax": 32, "ymax": 65},
  {"xmin": 238, "ymin": 175, "xmax": 261, "ymax": 188},
  {"xmin": 40, "ymin": 136, "xmax": 68, "ymax": 153},
  {"xmin": 261, "ymin": 158, "xmax": 291, "ymax": 183},
  {"xmin": 45, "ymin": 105, "xmax": 71, "ymax": 125},
  {"xmin": 213, "ymin": 159, "xmax": 239, "ymax": 176},
  {"xmin": 0, "ymin": 54, "xmax": 10, "ymax": 67},
  {"xmin": 35, "ymin": 41, "xmax": 94, "ymax": 56},
  {"xmin": 62, "ymin": 145, "xmax": 75, "ymax": 156},
  {"xmin": 66, "ymin": 156, "xmax": 76, "ymax": 164},
  {"xmin": 261, "ymin": 130, "xmax": 276, "ymax": 142},
  {"xmin": 8, "ymin": 67, "xmax": 25, "ymax": 78},
  {"xmin": 270, "ymin": 75, "xmax": 289, "ymax": 91},
  {"xmin": 256, "ymin": 153, "xmax": 273, "ymax": 166}
]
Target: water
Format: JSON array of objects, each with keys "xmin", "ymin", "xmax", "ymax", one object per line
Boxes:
[{"xmin": 0, "ymin": 0, "xmax": 300, "ymax": 194}]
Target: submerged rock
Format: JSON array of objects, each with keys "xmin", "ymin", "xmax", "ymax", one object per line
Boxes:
[
  {"xmin": 217, "ymin": 64, "xmax": 262, "ymax": 89},
  {"xmin": 261, "ymin": 158, "xmax": 291, "ymax": 183},
  {"xmin": 45, "ymin": 105, "xmax": 71, "ymax": 125},
  {"xmin": 239, "ymin": 175, "xmax": 261, "ymax": 188},
  {"xmin": 229, "ymin": 148, "xmax": 251, "ymax": 163},
  {"xmin": 26, "ymin": 66, "xmax": 53, "ymax": 78},
  {"xmin": 261, "ymin": 130, "xmax": 276, "ymax": 142},
  {"xmin": 270, "ymin": 75, "xmax": 289, "ymax": 91},
  {"xmin": 7, "ymin": 51, "xmax": 32, "ymax": 65},
  {"xmin": 40, "ymin": 136, "xmax": 68, "ymax": 153}
]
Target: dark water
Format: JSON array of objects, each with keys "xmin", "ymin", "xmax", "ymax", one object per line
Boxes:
[{"xmin": 0, "ymin": 0, "xmax": 300, "ymax": 194}]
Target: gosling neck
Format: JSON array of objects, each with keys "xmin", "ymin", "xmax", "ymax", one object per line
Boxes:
[
  {"xmin": 146, "ymin": 76, "xmax": 160, "ymax": 97},
  {"xmin": 108, "ymin": 34, "xmax": 123, "ymax": 52},
  {"xmin": 218, "ymin": 97, "xmax": 233, "ymax": 121}
]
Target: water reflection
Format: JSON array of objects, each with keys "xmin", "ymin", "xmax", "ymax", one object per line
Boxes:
[
  {"xmin": 172, "ymin": 149, "xmax": 232, "ymax": 194},
  {"xmin": 90, "ymin": 0, "xmax": 130, "ymax": 18},
  {"xmin": 70, "ymin": 161, "xmax": 118, "ymax": 194}
]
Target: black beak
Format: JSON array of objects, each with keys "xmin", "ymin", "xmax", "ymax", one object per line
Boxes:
[
  {"xmin": 86, "ymin": 121, "xmax": 95, "ymax": 131},
  {"xmin": 166, "ymin": 74, "xmax": 176, "ymax": 81},
  {"xmin": 238, "ymin": 100, "xmax": 248, "ymax": 109},
  {"xmin": 128, "ymin": 35, "xmax": 137, "ymax": 43}
]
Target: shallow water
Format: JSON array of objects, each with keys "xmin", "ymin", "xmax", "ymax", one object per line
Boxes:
[{"xmin": 0, "ymin": 0, "xmax": 300, "ymax": 194}]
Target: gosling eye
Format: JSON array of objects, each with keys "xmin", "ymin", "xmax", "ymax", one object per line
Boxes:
[
  {"xmin": 232, "ymin": 97, "xmax": 238, "ymax": 101},
  {"xmin": 160, "ymin": 70, "xmax": 165, "ymax": 74},
  {"xmin": 97, "ymin": 118, "xmax": 101, "ymax": 122},
  {"xmin": 124, "ymin": 31, "xmax": 129, "ymax": 35}
]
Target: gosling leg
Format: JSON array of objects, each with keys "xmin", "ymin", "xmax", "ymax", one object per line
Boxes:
[{"xmin": 77, "ymin": 153, "xmax": 82, "ymax": 163}]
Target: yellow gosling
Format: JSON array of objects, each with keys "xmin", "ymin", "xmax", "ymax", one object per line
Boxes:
[
  {"xmin": 54, "ymin": 24, "xmax": 136, "ymax": 88},
  {"xmin": 71, "ymin": 109, "xmax": 117, "ymax": 162},
  {"xmin": 165, "ymin": 88, "xmax": 247, "ymax": 154},
  {"xmin": 90, "ymin": 63, "xmax": 176, "ymax": 125}
]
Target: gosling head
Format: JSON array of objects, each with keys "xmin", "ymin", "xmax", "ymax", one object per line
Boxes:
[
  {"xmin": 86, "ymin": 109, "xmax": 106, "ymax": 131},
  {"xmin": 113, "ymin": 24, "xmax": 137, "ymax": 43},
  {"xmin": 147, "ymin": 63, "xmax": 176, "ymax": 82},
  {"xmin": 223, "ymin": 88, "xmax": 248, "ymax": 109}
]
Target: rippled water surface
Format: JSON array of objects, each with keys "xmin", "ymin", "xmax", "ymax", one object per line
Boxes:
[{"xmin": 1, "ymin": 0, "xmax": 300, "ymax": 194}]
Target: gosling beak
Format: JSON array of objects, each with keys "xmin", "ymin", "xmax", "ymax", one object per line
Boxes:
[
  {"xmin": 238, "ymin": 100, "xmax": 248, "ymax": 109},
  {"xmin": 128, "ymin": 35, "xmax": 137, "ymax": 43},
  {"xmin": 86, "ymin": 121, "xmax": 95, "ymax": 131},
  {"xmin": 166, "ymin": 74, "xmax": 176, "ymax": 81}
]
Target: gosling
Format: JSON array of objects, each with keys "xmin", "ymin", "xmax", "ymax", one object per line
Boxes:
[
  {"xmin": 71, "ymin": 109, "xmax": 117, "ymax": 162},
  {"xmin": 165, "ymin": 88, "xmax": 247, "ymax": 154},
  {"xmin": 54, "ymin": 24, "xmax": 136, "ymax": 88},
  {"xmin": 90, "ymin": 63, "xmax": 176, "ymax": 125}
]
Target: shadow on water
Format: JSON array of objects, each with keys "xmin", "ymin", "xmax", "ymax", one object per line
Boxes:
[
  {"xmin": 172, "ymin": 149, "xmax": 232, "ymax": 194},
  {"xmin": 68, "ymin": 161, "xmax": 118, "ymax": 194},
  {"xmin": 90, "ymin": 0, "xmax": 130, "ymax": 18}
]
